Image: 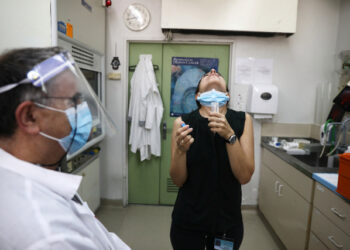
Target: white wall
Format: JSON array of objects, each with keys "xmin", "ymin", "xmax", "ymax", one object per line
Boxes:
[
  {"xmin": 335, "ymin": 0, "xmax": 350, "ymax": 86},
  {"xmin": 0, "ymin": 0, "xmax": 53, "ymax": 54},
  {"xmin": 336, "ymin": 0, "xmax": 350, "ymax": 54},
  {"xmin": 103, "ymin": 0, "xmax": 341, "ymax": 204}
]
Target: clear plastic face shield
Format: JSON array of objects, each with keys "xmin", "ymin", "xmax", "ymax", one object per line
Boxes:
[{"xmin": 0, "ymin": 52, "xmax": 117, "ymax": 160}]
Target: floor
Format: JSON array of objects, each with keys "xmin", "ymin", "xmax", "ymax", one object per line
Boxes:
[{"xmin": 96, "ymin": 205, "xmax": 284, "ymax": 250}]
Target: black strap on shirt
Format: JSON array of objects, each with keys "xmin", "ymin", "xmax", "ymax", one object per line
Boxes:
[{"xmin": 72, "ymin": 194, "xmax": 83, "ymax": 205}]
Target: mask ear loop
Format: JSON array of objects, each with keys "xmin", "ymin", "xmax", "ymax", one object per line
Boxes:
[
  {"xmin": 42, "ymin": 103, "xmax": 79, "ymax": 170},
  {"xmin": 61, "ymin": 102, "xmax": 79, "ymax": 167}
]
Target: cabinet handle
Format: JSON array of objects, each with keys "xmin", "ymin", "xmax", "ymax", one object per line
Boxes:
[
  {"xmin": 278, "ymin": 184, "xmax": 284, "ymax": 197},
  {"xmin": 274, "ymin": 181, "xmax": 280, "ymax": 193},
  {"xmin": 328, "ymin": 236, "xmax": 343, "ymax": 249},
  {"xmin": 331, "ymin": 207, "xmax": 346, "ymax": 219}
]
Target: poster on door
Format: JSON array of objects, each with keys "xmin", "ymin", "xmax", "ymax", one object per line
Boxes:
[{"xmin": 170, "ymin": 57, "xmax": 219, "ymax": 117}]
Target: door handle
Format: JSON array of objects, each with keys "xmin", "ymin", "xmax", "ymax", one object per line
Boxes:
[
  {"xmin": 162, "ymin": 122, "xmax": 167, "ymax": 140},
  {"xmin": 278, "ymin": 184, "xmax": 284, "ymax": 197}
]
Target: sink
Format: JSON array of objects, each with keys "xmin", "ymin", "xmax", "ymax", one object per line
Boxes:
[
  {"xmin": 292, "ymin": 153, "xmax": 330, "ymax": 167},
  {"xmin": 289, "ymin": 143, "xmax": 339, "ymax": 168}
]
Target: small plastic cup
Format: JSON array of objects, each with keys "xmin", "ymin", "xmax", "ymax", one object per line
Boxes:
[{"xmin": 211, "ymin": 102, "xmax": 219, "ymax": 113}]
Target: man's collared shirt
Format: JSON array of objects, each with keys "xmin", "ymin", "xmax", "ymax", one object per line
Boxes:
[{"xmin": 0, "ymin": 148, "xmax": 130, "ymax": 250}]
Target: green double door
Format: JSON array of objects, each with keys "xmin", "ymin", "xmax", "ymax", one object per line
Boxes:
[{"xmin": 128, "ymin": 42, "xmax": 230, "ymax": 205}]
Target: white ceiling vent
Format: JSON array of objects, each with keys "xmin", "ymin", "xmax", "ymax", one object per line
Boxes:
[{"xmin": 161, "ymin": 0, "xmax": 298, "ymax": 36}]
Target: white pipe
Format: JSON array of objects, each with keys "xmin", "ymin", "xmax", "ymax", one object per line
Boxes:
[{"xmin": 50, "ymin": 0, "xmax": 58, "ymax": 46}]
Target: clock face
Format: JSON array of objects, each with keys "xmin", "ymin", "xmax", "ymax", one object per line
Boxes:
[{"xmin": 123, "ymin": 3, "xmax": 151, "ymax": 31}]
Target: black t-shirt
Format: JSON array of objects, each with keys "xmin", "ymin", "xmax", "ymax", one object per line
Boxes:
[{"xmin": 172, "ymin": 108, "xmax": 246, "ymax": 233}]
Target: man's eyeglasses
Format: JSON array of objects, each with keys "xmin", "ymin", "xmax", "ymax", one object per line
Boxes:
[{"xmin": 34, "ymin": 93, "xmax": 84, "ymax": 108}]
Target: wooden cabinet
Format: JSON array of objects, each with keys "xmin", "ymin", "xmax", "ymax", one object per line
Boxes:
[
  {"xmin": 314, "ymin": 183, "xmax": 350, "ymax": 234},
  {"xmin": 75, "ymin": 157, "xmax": 100, "ymax": 212},
  {"xmin": 162, "ymin": 0, "xmax": 298, "ymax": 34},
  {"xmin": 308, "ymin": 233, "xmax": 328, "ymax": 250},
  {"xmin": 260, "ymin": 147, "xmax": 350, "ymax": 250},
  {"xmin": 261, "ymin": 148, "xmax": 314, "ymax": 202},
  {"xmin": 309, "ymin": 183, "xmax": 350, "ymax": 249},
  {"xmin": 259, "ymin": 148, "xmax": 314, "ymax": 249},
  {"xmin": 259, "ymin": 163, "xmax": 279, "ymax": 230}
]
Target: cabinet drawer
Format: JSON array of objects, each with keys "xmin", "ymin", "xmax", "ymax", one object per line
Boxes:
[
  {"xmin": 262, "ymin": 148, "xmax": 313, "ymax": 202},
  {"xmin": 308, "ymin": 232, "xmax": 328, "ymax": 250},
  {"xmin": 314, "ymin": 183, "xmax": 350, "ymax": 235},
  {"xmin": 311, "ymin": 208, "xmax": 350, "ymax": 249}
]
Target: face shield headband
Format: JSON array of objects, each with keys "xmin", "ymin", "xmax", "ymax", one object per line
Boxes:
[{"xmin": 0, "ymin": 52, "xmax": 76, "ymax": 94}]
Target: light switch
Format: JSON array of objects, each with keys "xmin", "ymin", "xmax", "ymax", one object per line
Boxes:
[{"xmin": 108, "ymin": 72, "xmax": 121, "ymax": 80}]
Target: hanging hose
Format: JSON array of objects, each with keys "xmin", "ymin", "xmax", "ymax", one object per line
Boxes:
[
  {"xmin": 320, "ymin": 119, "xmax": 335, "ymax": 158},
  {"xmin": 319, "ymin": 143, "xmax": 327, "ymax": 158},
  {"xmin": 327, "ymin": 134, "xmax": 342, "ymax": 156},
  {"xmin": 326, "ymin": 124, "xmax": 344, "ymax": 156}
]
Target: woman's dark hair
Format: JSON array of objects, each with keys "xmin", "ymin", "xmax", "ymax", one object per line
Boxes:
[
  {"xmin": 0, "ymin": 47, "xmax": 65, "ymax": 137},
  {"xmin": 195, "ymin": 74, "xmax": 230, "ymax": 107}
]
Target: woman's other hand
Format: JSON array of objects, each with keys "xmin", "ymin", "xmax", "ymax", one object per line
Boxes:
[
  {"xmin": 170, "ymin": 118, "xmax": 194, "ymax": 187},
  {"xmin": 175, "ymin": 122, "xmax": 194, "ymax": 153}
]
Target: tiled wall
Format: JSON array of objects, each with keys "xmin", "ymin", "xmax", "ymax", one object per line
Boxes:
[{"xmin": 261, "ymin": 122, "xmax": 320, "ymax": 140}]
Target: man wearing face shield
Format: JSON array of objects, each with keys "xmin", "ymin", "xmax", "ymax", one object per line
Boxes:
[
  {"xmin": 0, "ymin": 47, "xmax": 130, "ymax": 249},
  {"xmin": 170, "ymin": 69, "xmax": 255, "ymax": 250}
]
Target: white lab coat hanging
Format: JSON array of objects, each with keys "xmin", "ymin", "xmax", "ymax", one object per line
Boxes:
[{"xmin": 128, "ymin": 55, "xmax": 164, "ymax": 161}]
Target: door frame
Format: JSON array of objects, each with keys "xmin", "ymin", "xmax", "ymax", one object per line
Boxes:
[{"xmin": 122, "ymin": 38, "xmax": 236, "ymax": 206}]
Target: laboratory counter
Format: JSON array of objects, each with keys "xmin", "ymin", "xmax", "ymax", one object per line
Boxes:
[
  {"xmin": 261, "ymin": 136, "xmax": 338, "ymax": 178},
  {"xmin": 261, "ymin": 136, "xmax": 349, "ymax": 203}
]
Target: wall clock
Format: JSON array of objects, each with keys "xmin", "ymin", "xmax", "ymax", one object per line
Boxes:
[{"xmin": 123, "ymin": 3, "xmax": 151, "ymax": 31}]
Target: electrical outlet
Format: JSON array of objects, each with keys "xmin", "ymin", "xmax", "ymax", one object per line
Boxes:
[{"xmin": 231, "ymin": 84, "xmax": 251, "ymax": 111}]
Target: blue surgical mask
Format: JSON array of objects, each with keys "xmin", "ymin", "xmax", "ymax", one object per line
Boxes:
[
  {"xmin": 36, "ymin": 101, "xmax": 92, "ymax": 154},
  {"xmin": 197, "ymin": 89, "xmax": 229, "ymax": 107}
]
